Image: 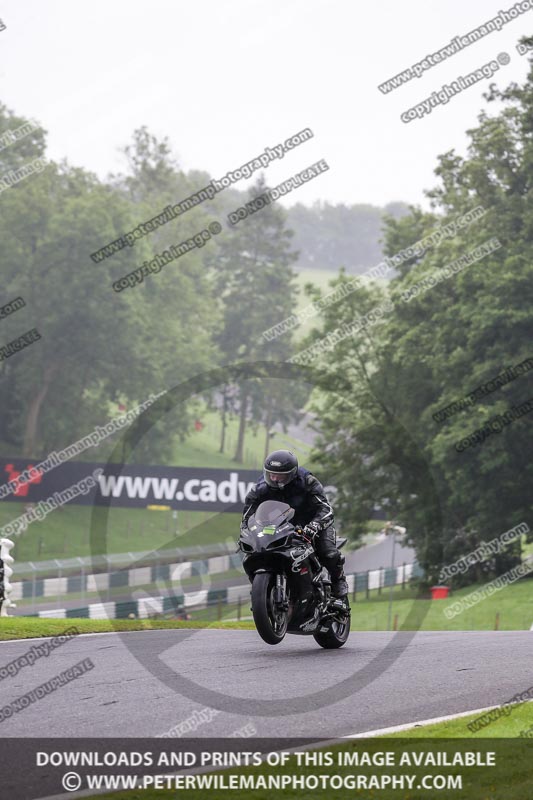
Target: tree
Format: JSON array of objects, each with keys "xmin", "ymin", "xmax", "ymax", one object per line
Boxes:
[
  {"xmin": 0, "ymin": 151, "xmax": 142, "ymax": 456},
  {"xmin": 300, "ymin": 58, "xmax": 533, "ymax": 582},
  {"xmin": 210, "ymin": 176, "xmax": 300, "ymax": 462},
  {"xmin": 0, "ymin": 112, "xmax": 221, "ymax": 464}
]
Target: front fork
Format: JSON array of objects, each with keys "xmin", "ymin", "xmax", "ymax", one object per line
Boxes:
[{"xmin": 274, "ymin": 573, "xmax": 289, "ymax": 611}]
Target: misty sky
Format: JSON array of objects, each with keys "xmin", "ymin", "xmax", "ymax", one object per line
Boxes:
[{"xmin": 1, "ymin": 0, "xmax": 531, "ymax": 209}]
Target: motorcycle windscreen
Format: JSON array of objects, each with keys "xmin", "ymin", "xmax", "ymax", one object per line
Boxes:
[{"xmin": 253, "ymin": 500, "xmax": 295, "ymax": 528}]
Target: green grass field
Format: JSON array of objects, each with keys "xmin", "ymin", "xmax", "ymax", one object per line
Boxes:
[
  {"xmin": 294, "ymin": 266, "xmax": 388, "ymax": 301},
  {"xmin": 294, "ymin": 266, "xmax": 339, "ymax": 296},
  {"xmin": 181, "ymin": 575, "xmax": 533, "ymax": 631},
  {"xmin": 3, "ymin": 504, "xmax": 243, "ymax": 563},
  {"xmin": 292, "ymin": 267, "xmax": 388, "ymax": 340},
  {"xmin": 173, "ymin": 408, "xmax": 314, "ymax": 470},
  {"xmin": 348, "ymin": 576, "xmax": 533, "ymax": 631}
]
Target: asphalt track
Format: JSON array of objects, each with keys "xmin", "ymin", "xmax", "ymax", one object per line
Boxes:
[{"xmin": 0, "ymin": 628, "xmax": 530, "ymax": 738}]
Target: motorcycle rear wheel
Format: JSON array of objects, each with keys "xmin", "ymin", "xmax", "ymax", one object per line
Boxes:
[
  {"xmin": 251, "ymin": 572, "xmax": 288, "ymax": 645},
  {"xmin": 313, "ymin": 613, "xmax": 350, "ymax": 649}
]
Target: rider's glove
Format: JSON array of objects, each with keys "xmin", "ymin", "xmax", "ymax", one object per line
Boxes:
[{"xmin": 303, "ymin": 521, "xmax": 321, "ymax": 541}]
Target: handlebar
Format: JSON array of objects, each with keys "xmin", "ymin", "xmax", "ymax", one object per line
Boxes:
[{"xmin": 294, "ymin": 526, "xmax": 314, "ymax": 544}]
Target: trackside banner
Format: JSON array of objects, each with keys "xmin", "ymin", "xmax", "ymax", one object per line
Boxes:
[{"xmin": 0, "ymin": 458, "xmax": 260, "ymax": 512}]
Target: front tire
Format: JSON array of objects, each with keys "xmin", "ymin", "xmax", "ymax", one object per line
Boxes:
[
  {"xmin": 313, "ymin": 613, "xmax": 350, "ymax": 649},
  {"xmin": 251, "ymin": 572, "xmax": 288, "ymax": 645}
]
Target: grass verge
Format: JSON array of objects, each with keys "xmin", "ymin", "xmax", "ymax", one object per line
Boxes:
[
  {"xmin": 0, "ymin": 617, "xmax": 254, "ymax": 640},
  {"xmin": 348, "ymin": 576, "xmax": 533, "ymax": 630},
  {"xmin": 390, "ymin": 702, "xmax": 533, "ymax": 738}
]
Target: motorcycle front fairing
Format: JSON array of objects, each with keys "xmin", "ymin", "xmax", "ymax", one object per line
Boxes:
[
  {"xmin": 239, "ymin": 500, "xmax": 323, "ymax": 631},
  {"xmin": 239, "ymin": 500, "xmax": 296, "ymax": 575}
]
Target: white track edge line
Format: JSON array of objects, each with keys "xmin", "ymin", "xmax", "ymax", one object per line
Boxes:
[{"xmin": 343, "ymin": 700, "xmax": 533, "ymax": 738}]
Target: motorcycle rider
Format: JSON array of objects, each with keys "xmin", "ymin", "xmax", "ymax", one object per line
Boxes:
[{"xmin": 241, "ymin": 450, "xmax": 348, "ymax": 599}]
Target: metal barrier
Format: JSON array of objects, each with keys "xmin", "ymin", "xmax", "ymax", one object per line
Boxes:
[
  {"xmin": 11, "ymin": 547, "xmax": 244, "ymax": 614},
  {"xmin": 13, "ymin": 540, "xmax": 238, "ymax": 580},
  {"xmin": 26, "ymin": 561, "xmax": 422, "ymax": 621}
]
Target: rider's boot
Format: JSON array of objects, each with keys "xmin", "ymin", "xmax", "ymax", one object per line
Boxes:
[{"xmin": 330, "ymin": 567, "xmax": 348, "ymax": 599}]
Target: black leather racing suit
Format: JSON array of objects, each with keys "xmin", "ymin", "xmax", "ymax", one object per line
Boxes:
[{"xmin": 241, "ymin": 467, "xmax": 345, "ymax": 583}]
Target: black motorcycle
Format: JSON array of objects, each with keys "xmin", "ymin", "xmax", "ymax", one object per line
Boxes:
[{"xmin": 238, "ymin": 500, "xmax": 350, "ymax": 648}]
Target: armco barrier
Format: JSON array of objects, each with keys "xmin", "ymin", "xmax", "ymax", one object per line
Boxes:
[
  {"xmin": 24, "ymin": 562, "xmax": 421, "ymax": 620},
  {"xmin": 29, "ymin": 586, "xmax": 251, "ymax": 619},
  {"xmin": 13, "ymin": 540, "xmax": 239, "ymax": 579},
  {"xmin": 10, "ymin": 550, "xmax": 243, "ymax": 607}
]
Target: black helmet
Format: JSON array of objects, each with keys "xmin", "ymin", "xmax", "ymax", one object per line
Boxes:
[{"xmin": 263, "ymin": 450, "xmax": 298, "ymax": 489}]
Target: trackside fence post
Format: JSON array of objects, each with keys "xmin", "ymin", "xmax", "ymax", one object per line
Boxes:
[{"xmin": 0, "ymin": 538, "xmax": 15, "ymax": 617}]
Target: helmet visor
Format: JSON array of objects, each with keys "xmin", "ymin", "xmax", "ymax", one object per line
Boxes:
[{"xmin": 264, "ymin": 466, "xmax": 297, "ymax": 489}]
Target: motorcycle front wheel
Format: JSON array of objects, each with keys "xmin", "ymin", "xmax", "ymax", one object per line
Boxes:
[{"xmin": 251, "ymin": 572, "xmax": 288, "ymax": 645}]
